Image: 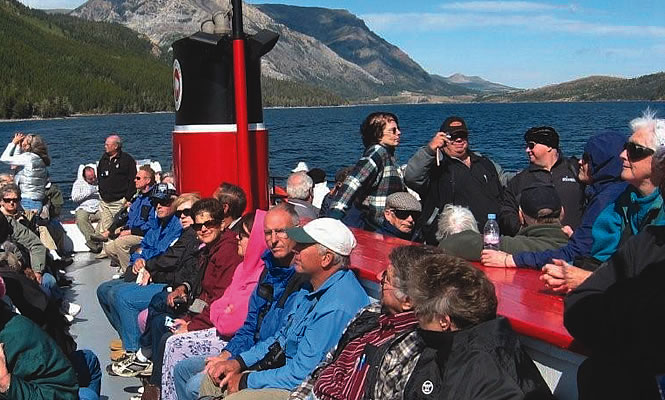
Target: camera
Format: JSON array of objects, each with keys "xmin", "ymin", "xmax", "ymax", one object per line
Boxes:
[{"xmin": 252, "ymin": 341, "xmax": 285, "ymax": 371}]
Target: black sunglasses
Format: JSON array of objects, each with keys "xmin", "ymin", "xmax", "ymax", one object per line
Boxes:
[
  {"xmin": 175, "ymin": 208, "xmax": 192, "ymax": 218},
  {"xmin": 624, "ymin": 141, "xmax": 655, "ymax": 161},
  {"xmin": 448, "ymin": 132, "xmax": 468, "ymax": 142},
  {"xmin": 192, "ymin": 220, "xmax": 221, "ymax": 231},
  {"xmin": 526, "ymin": 141, "xmax": 537, "ymax": 150},
  {"xmin": 390, "ymin": 209, "xmax": 420, "ymax": 220},
  {"xmin": 238, "ymin": 229, "xmax": 251, "ymax": 239},
  {"xmin": 2, "ymin": 198, "xmax": 19, "ymax": 203},
  {"xmin": 151, "ymin": 198, "xmax": 174, "ymax": 207}
]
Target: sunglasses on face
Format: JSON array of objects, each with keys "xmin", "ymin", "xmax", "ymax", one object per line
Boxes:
[
  {"xmin": 175, "ymin": 208, "xmax": 192, "ymax": 218},
  {"xmin": 192, "ymin": 220, "xmax": 221, "ymax": 231},
  {"xmin": 135, "ymin": 176, "xmax": 145, "ymax": 181},
  {"xmin": 151, "ymin": 198, "xmax": 174, "ymax": 207},
  {"xmin": 2, "ymin": 198, "xmax": 19, "ymax": 204},
  {"xmin": 448, "ymin": 133, "xmax": 468, "ymax": 143},
  {"xmin": 390, "ymin": 209, "xmax": 420, "ymax": 220},
  {"xmin": 526, "ymin": 141, "xmax": 537, "ymax": 150},
  {"xmin": 238, "ymin": 229, "xmax": 251, "ymax": 240},
  {"xmin": 624, "ymin": 141, "xmax": 655, "ymax": 162}
]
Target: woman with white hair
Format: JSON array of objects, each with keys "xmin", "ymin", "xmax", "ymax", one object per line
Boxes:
[{"xmin": 0, "ymin": 133, "xmax": 50, "ymax": 212}]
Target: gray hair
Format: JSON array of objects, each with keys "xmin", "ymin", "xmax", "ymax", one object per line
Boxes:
[
  {"xmin": 436, "ymin": 204, "xmax": 479, "ymax": 240},
  {"xmin": 108, "ymin": 134, "xmax": 123, "ymax": 149},
  {"xmin": 286, "ymin": 172, "xmax": 313, "ymax": 200},
  {"xmin": 388, "ymin": 245, "xmax": 446, "ymax": 301},
  {"xmin": 316, "ymin": 243, "xmax": 350, "ymax": 269},
  {"xmin": 270, "ymin": 202, "xmax": 300, "ymax": 227},
  {"xmin": 630, "ymin": 108, "xmax": 665, "ymax": 150},
  {"xmin": 0, "ymin": 174, "xmax": 13, "ymax": 187}
]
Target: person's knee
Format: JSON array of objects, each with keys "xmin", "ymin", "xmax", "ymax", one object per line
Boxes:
[
  {"xmin": 40, "ymin": 272, "xmax": 57, "ymax": 289},
  {"xmin": 78, "ymin": 387, "xmax": 99, "ymax": 400}
]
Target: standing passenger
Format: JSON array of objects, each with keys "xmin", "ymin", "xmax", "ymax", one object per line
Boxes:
[
  {"xmin": 499, "ymin": 126, "xmax": 585, "ymax": 236},
  {"xmin": 96, "ymin": 134, "xmax": 137, "ymax": 247},
  {"xmin": 329, "ymin": 112, "xmax": 406, "ymax": 230},
  {"xmin": 405, "ymin": 116, "xmax": 503, "ymax": 244},
  {"xmin": 0, "ymin": 133, "xmax": 50, "ymax": 212}
]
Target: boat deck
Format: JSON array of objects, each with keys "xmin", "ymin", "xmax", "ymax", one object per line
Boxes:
[{"xmin": 65, "ymin": 254, "xmax": 144, "ymax": 400}]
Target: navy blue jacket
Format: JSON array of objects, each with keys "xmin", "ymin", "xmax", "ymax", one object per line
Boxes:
[
  {"xmin": 125, "ymin": 189, "xmax": 154, "ymax": 237},
  {"xmin": 514, "ymin": 132, "xmax": 628, "ymax": 269},
  {"xmin": 223, "ymin": 250, "xmax": 307, "ymax": 357}
]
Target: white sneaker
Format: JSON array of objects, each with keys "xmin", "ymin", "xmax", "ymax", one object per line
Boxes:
[
  {"xmin": 64, "ymin": 314, "xmax": 74, "ymax": 323},
  {"xmin": 63, "ymin": 302, "xmax": 81, "ymax": 317}
]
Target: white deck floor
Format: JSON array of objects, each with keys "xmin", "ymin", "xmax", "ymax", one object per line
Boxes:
[{"xmin": 65, "ymin": 253, "xmax": 144, "ymax": 400}]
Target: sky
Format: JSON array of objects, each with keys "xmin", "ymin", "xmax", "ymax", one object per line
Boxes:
[{"xmin": 19, "ymin": 0, "xmax": 665, "ymax": 89}]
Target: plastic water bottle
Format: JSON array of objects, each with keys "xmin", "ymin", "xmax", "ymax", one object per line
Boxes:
[{"xmin": 483, "ymin": 214, "xmax": 500, "ymax": 250}]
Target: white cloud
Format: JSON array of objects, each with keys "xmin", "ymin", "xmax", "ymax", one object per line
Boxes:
[
  {"xmin": 439, "ymin": 1, "xmax": 560, "ymax": 13},
  {"xmin": 362, "ymin": 12, "xmax": 665, "ymax": 38}
]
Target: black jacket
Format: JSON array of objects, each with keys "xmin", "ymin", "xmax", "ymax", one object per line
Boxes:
[
  {"xmin": 144, "ymin": 227, "xmax": 201, "ymax": 286},
  {"xmin": 98, "ymin": 150, "xmax": 137, "ymax": 202},
  {"xmin": 500, "ymin": 155, "xmax": 584, "ymax": 236},
  {"xmin": 404, "ymin": 317, "xmax": 553, "ymax": 400},
  {"xmin": 405, "ymin": 146, "xmax": 503, "ymax": 244},
  {"xmin": 565, "ymin": 224, "xmax": 665, "ymax": 399}
]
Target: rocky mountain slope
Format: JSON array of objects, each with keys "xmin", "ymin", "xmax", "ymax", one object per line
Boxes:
[
  {"xmin": 441, "ymin": 73, "xmax": 516, "ymax": 93},
  {"xmin": 70, "ymin": 0, "xmax": 486, "ymax": 99}
]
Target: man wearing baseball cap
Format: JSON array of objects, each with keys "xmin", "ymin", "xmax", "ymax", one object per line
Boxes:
[
  {"xmin": 202, "ymin": 218, "xmax": 370, "ymax": 399},
  {"xmin": 376, "ymin": 191, "xmax": 422, "ymax": 240},
  {"xmin": 499, "ymin": 126, "xmax": 585, "ymax": 237},
  {"xmin": 405, "ymin": 116, "xmax": 505, "ymax": 244}
]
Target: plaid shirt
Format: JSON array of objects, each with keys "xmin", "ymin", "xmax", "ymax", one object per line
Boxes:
[
  {"xmin": 290, "ymin": 303, "xmax": 423, "ymax": 400},
  {"xmin": 331, "ymin": 144, "xmax": 405, "ymax": 227}
]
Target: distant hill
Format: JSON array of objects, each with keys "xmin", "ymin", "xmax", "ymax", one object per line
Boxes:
[
  {"xmin": 439, "ymin": 73, "xmax": 517, "ymax": 93},
  {"xmin": 480, "ymin": 73, "xmax": 665, "ymax": 102},
  {"xmin": 0, "ymin": 0, "xmax": 172, "ymax": 119}
]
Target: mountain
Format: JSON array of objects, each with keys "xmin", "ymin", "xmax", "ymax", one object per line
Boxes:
[
  {"xmin": 71, "ymin": 0, "xmax": 486, "ymax": 99},
  {"xmin": 480, "ymin": 73, "xmax": 665, "ymax": 102},
  {"xmin": 439, "ymin": 73, "xmax": 517, "ymax": 93},
  {"xmin": 0, "ymin": 0, "xmax": 172, "ymax": 119},
  {"xmin": 253, "ymin": 4, "xmax": 471, "ymax": 96}
]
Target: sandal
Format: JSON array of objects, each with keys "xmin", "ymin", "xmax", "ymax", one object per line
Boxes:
[
  {"xmin": 110, "ymin": 349, "xmax": 130, "ymax": 362},
  {"xmin": 109, "ymin": 339, "xmax": 123, "ymax": 351},
  {"xmin": 111, "ymin": 354, "xmax": 153, "ymax": 378}
]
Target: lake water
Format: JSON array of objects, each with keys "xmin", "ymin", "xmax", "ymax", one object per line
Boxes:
[{"xmin": 1, "ymin": 101, "xmax": 664, "ymax": 212}]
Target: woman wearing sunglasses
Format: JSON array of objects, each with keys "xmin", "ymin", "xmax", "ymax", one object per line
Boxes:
[{"xmin": 159, "ymin": 210, "xmax": 269, "ymax": 400}]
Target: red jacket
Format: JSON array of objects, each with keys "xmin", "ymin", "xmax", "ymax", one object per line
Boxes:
[{"xmin": 187, "ymin": 228, "xmax": 242, "ymax": 331}]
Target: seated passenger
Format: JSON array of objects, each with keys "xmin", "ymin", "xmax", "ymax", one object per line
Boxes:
[
  {"xmin": 291, "ymin": 245, "xmax": 443, "ymax": 400},
  {"xmin": 441, "ymin": 185, "xmax": 569, "ymax": 262},
  {"xmin": 198, "ymin": 218, "xmax": 370, "ymax": 399},
  {"xmin": 99, "ymin": 165, "xmax": 156, "ymax": 271},
  {"xmin": 564, "ymin": 146, "xmax": 665, "ymax": 399},
  {"xmin": 96, "ymin": 185, "xmax": 182, "ymax": 359},
  {"xmin": 318, "ymin": 166, "xmax": 352, "ymax": 218},
  {"xmin": 172, "ymin": 203, "xmax": 306, "ymax": 400},
  {"xmin": 499, "ymin": 126, "xmax": 585, "ymax": 237},
  {"xmin": 0, "ymin": 287, "xmax": 79, "ymax": 399},
  {"xmin": 119, "ymin": 194, "xmax": 243, "ymax": 385},
  {"xmin": 403, "ymin": 254, "xmax": 553, "ymax": 399},
  {"xmin": 375, "ymin": 191, "xmax": 421, "ymax": 241},
  {"xmin": 285, "ymin": 172, "xmax": 318, "ymax": 220},
  {"xmin": 405, "ymin": 116, "xmax": 504, "ymax": 243},
  {"xmin": 71, "ymin": 166, "xmax": 102, "ymax": 253},
  {"xmin": 508, "ymin": 132, "xmax": 627, "ymax": 269}
]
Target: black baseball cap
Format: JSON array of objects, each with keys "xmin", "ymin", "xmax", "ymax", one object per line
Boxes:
[
  {"xmin": 440, "ymin": 116, "xmax": 469, "ymax": 137},
  {"xmin": 519, "ymin": 184, "xmax": 562, "ymax": 219}
]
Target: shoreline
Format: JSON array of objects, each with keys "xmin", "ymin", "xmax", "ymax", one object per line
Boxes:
[{"xmin": 1, "ymin": 99, "xmax": 664, "ymax": 123}]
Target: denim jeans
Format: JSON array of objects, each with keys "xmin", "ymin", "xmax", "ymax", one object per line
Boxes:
[
  {"xmin": 21, "ymin": 197, "xmax": 42, "ymax": 212},
  {"xmin": 113, "ymin": 282, "xmax": 167, "ymax": 351},
  {"xmin": 97, "ymin": 279, "xmax": 126, "ymax": 333},
  {"xmin": 174, "ymin": 356, "xmax": 206, "ymax": 400},
  {"xmin": 40, "ymin": 272, "xmax": 63, "ymax": 301},
  {"xmin": 70, "ymin": 349, "xmax": 102, "ymax": 399}
]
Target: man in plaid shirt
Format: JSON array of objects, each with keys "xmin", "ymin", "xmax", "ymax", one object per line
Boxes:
[
  {"xmin": 290, "ymin": 245, "xmax": 443, "ymax": 400},
  {"xmin": 329, "ymin": 112, "xmax": 406, "ymax": 230}
]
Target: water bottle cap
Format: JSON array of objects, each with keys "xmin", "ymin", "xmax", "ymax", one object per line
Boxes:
[{"xmin": 487, "ymin": 214, "xmax": 496, "ymax": 219}]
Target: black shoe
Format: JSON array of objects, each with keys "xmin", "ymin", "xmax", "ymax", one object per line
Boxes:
[
  {"xmin": 57, "ymin": 278, "xmax": 73, "ymax": 287},
  {"xmin": 90, "ymin": 233, "xmax": 108, "ymax": 243},
  {"xmin": 53, "ymin": 258, "xmax": 74, "ymax": 269},
  {"xmin": 86, "ymin": 242, "xmax": 103, "ymax": 253}
]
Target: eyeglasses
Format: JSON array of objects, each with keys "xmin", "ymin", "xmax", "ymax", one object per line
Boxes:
[
  {"xmin": 175, "ymin": 208, "xmax": 192, "ymax": 218},
  {"xmin": 624, "ymin": 141, "xmax": 655, "ymax": 162},
  {"xmin": 264, "ymin": 228, "xmax": 289, "ymax": 239},
  {"xmin": 2, "ymin": 198, "xmax": 19, "ymax": 203},
  {"xmin": 448, "ymin": 133, "xmax": 468, "ymax": 143},
  {"xmin": 383, "ymin": 126, "xmax": 400, "ymax": 135},
  {"xmin": 389, "ymin": 209, "xmax": 420, "ymax": 220},
  {"xmin": 134, "ymin": 176, "xmax": 144, "ymax": 181},
  {"xmin": 192, "ymin": 220, "xmax": 221, "ymax": 231},
  {"xmin": 380, "ymin": 270, "xmax": 395, "ymax": 289},
  {"xmin": 238, "ymin": 229, "xmax": 251, "ymax": 240},
  {"xmin": 526, "ymin": 141, "xmax": 537, "ymax": 150},
  {"xmin": 151, "ymin": 198, "xmax": 174, "ymax": 207}
]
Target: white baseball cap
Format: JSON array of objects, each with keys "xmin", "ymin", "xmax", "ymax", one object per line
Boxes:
[
  {"xmin": 286, "ymin": 218, "xmax": 356, "ymax": 256},
  {"xmin": 291, "ymin": 161, "xmax": 309, "ymax": 173}
]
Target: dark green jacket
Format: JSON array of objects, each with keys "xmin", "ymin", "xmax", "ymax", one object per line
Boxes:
[
  {"xmin": 439, "ymin": 223, "xmax": 570, "ymax": 261},
  {"xmin": 0, "ymin": 309, "xmax": 78, "ymax": 399}
]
